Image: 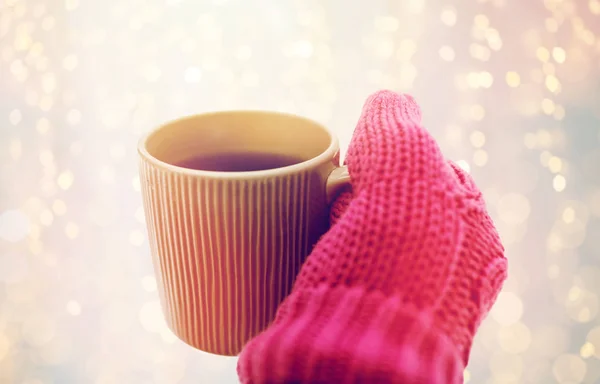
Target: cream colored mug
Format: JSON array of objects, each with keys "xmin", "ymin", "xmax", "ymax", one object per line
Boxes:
[{"xmin": 138, "ymin": 111, "xmax": 350, "ymax": 356}]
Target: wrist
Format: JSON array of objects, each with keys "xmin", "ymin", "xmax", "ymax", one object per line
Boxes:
[{"xmin": 238, "ymin": 285, "xmax": 465, "ymax": 384}]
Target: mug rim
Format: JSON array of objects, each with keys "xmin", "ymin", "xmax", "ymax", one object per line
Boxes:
[{"xmin": 138, "ymin": 110, "xmax": 340, "ymax": 180}]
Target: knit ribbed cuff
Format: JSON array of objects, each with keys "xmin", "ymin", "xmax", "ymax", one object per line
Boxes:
[{"xmin": 238, "ymin": 285, "xmax": 464, "ymax": 384}]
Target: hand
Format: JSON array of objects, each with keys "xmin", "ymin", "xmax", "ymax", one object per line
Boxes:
[{"xmin": 238, "ymin": 90, "xmax": 508, "ymax": 384}]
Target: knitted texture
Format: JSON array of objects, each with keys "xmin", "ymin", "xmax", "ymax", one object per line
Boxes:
[{"xmin": 237, "ymin": 90, "xmax": 508, "ymax": 384}]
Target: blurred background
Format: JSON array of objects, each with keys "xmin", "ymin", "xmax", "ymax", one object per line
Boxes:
[{"xmin": 1, "ymin": 0, "xmax": 600, "ymax": 383}]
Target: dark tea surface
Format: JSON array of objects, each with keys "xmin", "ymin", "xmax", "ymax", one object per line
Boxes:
[{"xmin": 176, "ymin": 152, "xmax": 303, "ymax": 172}]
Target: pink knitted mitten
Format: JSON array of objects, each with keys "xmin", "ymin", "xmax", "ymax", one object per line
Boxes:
[{"xmin": 237, "ymin": 90, "xmax": 508, "ymax": 384}]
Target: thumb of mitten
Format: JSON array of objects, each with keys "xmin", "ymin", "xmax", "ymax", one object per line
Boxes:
[{"xmin": 329, "ymin": 90, "xmax": 423, "ymax": 225}]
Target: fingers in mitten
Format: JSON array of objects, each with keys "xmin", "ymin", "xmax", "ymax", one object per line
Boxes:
[{"xmin": 446, "ymin": 160, "xmax": 482, "ymax": 198}]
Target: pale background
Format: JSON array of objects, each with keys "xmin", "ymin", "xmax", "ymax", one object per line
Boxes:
[{"xmin": 1, "ymin": 0, "xmax": 600, "ymax": 383}]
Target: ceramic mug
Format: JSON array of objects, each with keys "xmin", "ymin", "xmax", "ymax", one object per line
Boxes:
[{"xmin": 138, "ymin": 111, "xmax": 350, "ymax": 356}]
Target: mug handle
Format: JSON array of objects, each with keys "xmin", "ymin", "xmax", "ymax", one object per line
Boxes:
[{"xmin": 325, "ymin": 165, "xmax": 351, "ymax": 204}]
